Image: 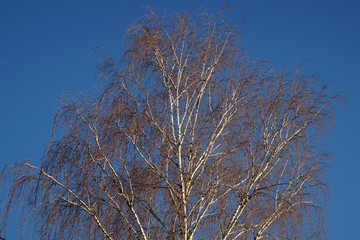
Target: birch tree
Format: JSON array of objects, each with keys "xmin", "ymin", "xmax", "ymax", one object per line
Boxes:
[{"xmin": 1, "ymin": 10, "xmax": 337, "ymax": 240}]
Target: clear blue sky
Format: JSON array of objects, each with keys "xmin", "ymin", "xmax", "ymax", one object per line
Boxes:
[{"xmin": 1, "ymin": 0, "xmax": 359, "ymax": 239}]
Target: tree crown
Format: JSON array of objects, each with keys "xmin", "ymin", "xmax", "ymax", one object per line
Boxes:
[{"xmin": 1, "ymin": 9, "xmax": 338, "ymax": 240}]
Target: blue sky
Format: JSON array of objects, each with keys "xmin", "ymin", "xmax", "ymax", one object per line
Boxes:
[{"xmin": 1, "ymin": 0, "xmax": 359, "ymax": 239}]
